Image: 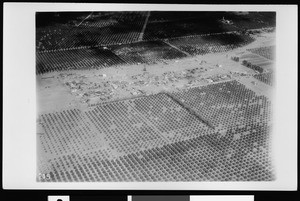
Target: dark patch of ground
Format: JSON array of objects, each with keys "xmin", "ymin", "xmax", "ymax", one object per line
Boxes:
[
  {"xmin": 110, "ymin": 40, "xmax": 187, "ymax": 65},
  {"xmin": 36, "ymin": 47, "xmax": 126, "ymax": 74}
]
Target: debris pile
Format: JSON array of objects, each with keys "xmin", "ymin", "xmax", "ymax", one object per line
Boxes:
[
  {"xmin": 58, "ymin": 65, "xmax": 233, "ymax": 105},
  {"xmin": 204, "ymin": 74, "xmax": 231, "ymax": 84}
]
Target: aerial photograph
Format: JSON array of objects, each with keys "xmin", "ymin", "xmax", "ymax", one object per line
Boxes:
[{"xmin": 36, "ymin": 11, "xmax": 276, "ymax": 182}]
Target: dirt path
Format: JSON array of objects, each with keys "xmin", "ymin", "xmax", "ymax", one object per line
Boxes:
[
  {"xmin": 76, "ymin": 12, "xmax": 93, "ymax": 27},
  {"xmin": 138, "ymin": 11, "xmax": 151, "ymax": 41},
  {"xmin": 162, "ymin": 40, "xmax": 191, "ymax": 56}
]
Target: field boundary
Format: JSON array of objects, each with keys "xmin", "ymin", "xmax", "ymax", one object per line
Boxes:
[{"xmin": 36, "ymin": 26, "xmax": 275, "ymax": 54}]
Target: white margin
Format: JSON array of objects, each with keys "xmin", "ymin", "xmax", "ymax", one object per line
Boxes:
[{"xmin": 3, "ymin": 3, "xmax": 298, "ymax": 190}]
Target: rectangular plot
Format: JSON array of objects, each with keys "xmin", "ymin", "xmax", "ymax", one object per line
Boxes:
[
  {"xmin": 61, "ymin": 25, "xmax": 143, "ymax": 48},
  {"xmin": 242, "ymin": 51, "xmax": 274, "ymax": 72},
  {"xmin": 171, "ymin": 80, "xmax": 272, "ymax": 129},
  {"xmin": 168, "ymin": 33, "xmax": 254, "ymax": 56},
  {"xmin": 253, "ymin": 72, "xmax": 274, "ymax": 86},
  {"xmin": 110, "ymin": 40, "xmax": 187, "ymax": 65},
  {"xmin": 39, "ymin": 151, "xmax": 115, "ymax": 182},
  {"xmin": 36, "ymin": 47, "xmax": 126, "ymax": 74},
  {"xmin": 85, "ymin": 99, "xmax": 167, "ymax": 154},
  {"xmin": 38, "ymin": 109, "xmax": 106, "ymax": 159},
  {"xmin": 132, "ymin": 93, "xmax": 212, "ymax": 141}
]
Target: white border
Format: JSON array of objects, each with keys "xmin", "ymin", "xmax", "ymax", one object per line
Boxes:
[
  {"xmin": 190, "ymin": 196, "xmax": 254, "ymax": 201},
  {"xmin": 3, "ymin": 3, "xmax": 298, "ymax": 190},
  {"xmin": 128, "ymin": 195, "xmax": 254, "ymax": 201}
]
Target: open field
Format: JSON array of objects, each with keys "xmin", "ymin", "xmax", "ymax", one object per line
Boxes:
[{"xmin": 36, "ymin": 11, "xmax": 276, "ymax": 182}]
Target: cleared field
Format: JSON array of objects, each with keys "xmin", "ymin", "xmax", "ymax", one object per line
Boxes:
[
  {"xmin": 36, "ymin": 47, "xmax": 126, "ymax": 74},
  {"xmin": 247, "ymin": 46, "xmax": 275, "ymax": 60},
  {"xmin": 167, "ymin": 33, "xmax": 255, "ymax": 56},
  {"xmin": 110, "ymin": 40, "xmax": 188, "ymax": 65}
]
